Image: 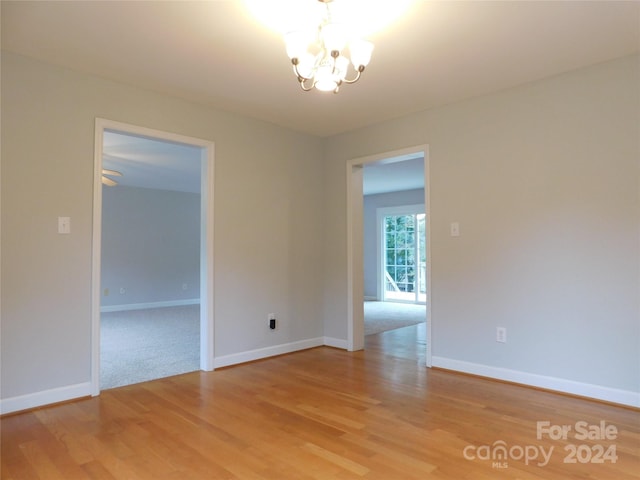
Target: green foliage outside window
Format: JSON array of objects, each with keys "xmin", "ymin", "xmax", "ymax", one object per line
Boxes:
[{"xmin": 385, "ymin": 214, "xmax": 418, "ymax": 292}]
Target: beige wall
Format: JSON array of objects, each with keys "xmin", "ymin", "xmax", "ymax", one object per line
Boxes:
[
  {"xmin": 1, "ymin": 53, "xmax": 325, "ymax": 401},
  {"xmin": 101, "ymin": 186, "xmax": 201, "ymax": 308},
  {"xmin": 2, "ymin": 51, "xmax": 638, "ymax": 409},
  {"xmin": 323, "ymin": 55, "xmax": 640, "ymax": 398}
]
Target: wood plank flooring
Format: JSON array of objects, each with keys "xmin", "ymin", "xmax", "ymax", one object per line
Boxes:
[{"xmin": 2, "ymin": 324, "xmax": 639, "ymax": 479}]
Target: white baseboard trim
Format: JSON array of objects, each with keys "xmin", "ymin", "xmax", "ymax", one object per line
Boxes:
[
  {"xmin": 432, "ymin": 356, "xmax": 640, "ymax": 408},
  {"xmin": 0, "ymin": 382, "xmax": 92, "ymax": 415},
  {"xmin": 100, "ymin": 298, "xmax": 199, "ymax": 313},
  {"xmin": 0, "ymin": 338, "xmax": 344, "ymax": 414},
  {"xmin": 12, "ymin": 351, "xmax": 633, "ymax": 415},
  {"xmin": 323, "ymin": 337, "xmax": 349, "ymax": 350},
  {"xmin": 214, "ymin": 337, "xmax": 325, "ymax": 369}
]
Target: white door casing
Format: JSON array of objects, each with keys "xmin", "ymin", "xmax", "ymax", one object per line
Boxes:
[
  {"xmin": 346, "ymin": 144, "xmax": 432, "ymax": 367},
  {"xmin": 91, "ymin": 118, "xmax": 215, "ymax": 395}
]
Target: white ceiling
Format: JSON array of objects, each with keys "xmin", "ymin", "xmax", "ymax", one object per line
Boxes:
[
  {"xmin": 2, "ymin": 1, "xmax": 638, "ymax": 139},
  {"xmin": 363, "ymin": 155, "xmax": 425, "ymax": 195},
  {"xmin": 102, "ymin": 131, "xmax": 203, "ymax": 194},
  {"xmin": 3, "ymin": 1, "xmax": 638, "ymax": 193}
]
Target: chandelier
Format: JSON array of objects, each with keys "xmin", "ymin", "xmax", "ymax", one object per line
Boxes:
[{"xmin": 283, "ymin": 0, "xmax": 374, "ymax": 93}]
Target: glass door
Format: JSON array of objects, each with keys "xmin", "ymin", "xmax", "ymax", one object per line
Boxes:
[{"xmin": 383, "ymin": 212, "xmax": 426, "ymax": 303}]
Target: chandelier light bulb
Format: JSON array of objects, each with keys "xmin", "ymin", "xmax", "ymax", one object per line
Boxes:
[
  {"xmin": 348, "ymin": 38, "xmax": 374, "ymax": 69},
  {"xmin": 295, "ymin": 52, "xmax": 316, "ymax": 79},
  {"xmin": 314, "ymin": 56, "xmax": 339, "ymax": 91},
  {"xmin": 284, "ymin": 30, "xmax": 314, "ymax": 60},
  {"xmin": 334, "ymin": 55, "xmax": 350, "ymax": 80}
]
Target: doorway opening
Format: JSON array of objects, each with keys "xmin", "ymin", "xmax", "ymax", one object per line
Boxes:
[
  {"xmin": 91, "ymin": 119, "xmax": 214, "ymax": 394},
  {"xmin": 346, "ymin": 145, "xmax": 431, "ymax": 367}
]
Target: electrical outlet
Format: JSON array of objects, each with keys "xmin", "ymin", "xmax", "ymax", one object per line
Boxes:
[
  {"xmin": 269, "ymin": 313, "xmax": 276, "ymax": 330},
  {"xmin": 496, "ymin": 327, "xmax": 507, "ymax": 343},
  {"xmin": 182, "ymin": 283, "xmax": 188, "ymax": 290},
  {"xmin": 119, "ymin": 287, "xmax": 126, "ymax": 294}
]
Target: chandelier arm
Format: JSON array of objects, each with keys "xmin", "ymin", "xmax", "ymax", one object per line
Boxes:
[
  {"xmin": 291, "ymin": 59, "xmax": 316, "ymax": 91},
  {"xmin": 291, "ymin": 60, "xmax": 310, "ymax": 81},
  {"xmin": 299, "ymin": 78, "xmax": 315, "ymax": 91},
  {"xmin": 341, "ymin": 66, "xmax": 365, "ymax": 85}
]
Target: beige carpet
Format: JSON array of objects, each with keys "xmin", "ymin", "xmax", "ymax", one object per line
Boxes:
[
  {"xmin": 100, "ymin": 305, "xmax": 200, "ymax": 389},
  {"xmin": 364, "ymin": 301, "xmax": 426, "ymax": 336}
]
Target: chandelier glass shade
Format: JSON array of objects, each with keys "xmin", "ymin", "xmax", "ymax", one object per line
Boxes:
[{"xmin": 284, "ymin": 0, "xmax": 374, "ymax": 93}]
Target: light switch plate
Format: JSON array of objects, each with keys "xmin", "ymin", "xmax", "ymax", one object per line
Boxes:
[
  {"xmin": 58, "ymin": 216, "xmax": 71, "ymax": 234},
  {"xmin": 450, "ymin": 222, "xmax": 460, "ymax": 237}
]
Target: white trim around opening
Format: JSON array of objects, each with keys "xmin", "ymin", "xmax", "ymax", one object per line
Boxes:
[
  {"xmin": 346, "ymin": 144, "xmax": 432, "ymax": 367},
  {"xmin": 91, "ymin": 118, "xmax": 215, "ymax": 396}
]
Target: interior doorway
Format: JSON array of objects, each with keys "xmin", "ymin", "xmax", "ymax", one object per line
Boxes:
[
  {"xmin": 91, "ymin": 119, "xmax": 214, "ymax": 395},
  {"xmin": 346, "ymin": 145, "xmax": 431, "ymax": 367}
]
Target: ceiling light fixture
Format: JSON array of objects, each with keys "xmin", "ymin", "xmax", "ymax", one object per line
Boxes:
[
  {"xmin": 101, "ymin": 168, "xmax": 122, "ymax": 187},
  {"xmin": 283, "ymin": 0, "xmax": 373, "ymax": 93}
]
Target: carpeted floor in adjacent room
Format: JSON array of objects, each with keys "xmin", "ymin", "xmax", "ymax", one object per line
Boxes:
[
  {"xmin": 364, "ymin": 301, "xmax": 426, "ymax": 336},
  {"xmin": 100, "ymin": 305, "xmax": 200, "ymax": 390},
  {"xmin": 101, "ymin": 301, "xmax": 424, "ymax": 389}
]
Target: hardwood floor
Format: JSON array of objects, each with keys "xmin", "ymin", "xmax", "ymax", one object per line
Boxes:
[{"xmin": 2, "ymin": 324, "xmax": 639, "ymax": 479}]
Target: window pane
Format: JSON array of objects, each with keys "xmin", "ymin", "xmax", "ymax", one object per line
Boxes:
[
  {"xmin": 398, "ymin": 232, "xmax": 407, "ymax": 248},
  {"xmin": 386, "ymin": 232, "xmax": 395, "ymax": 248},
  {"xmin": 386, "ymin": 249, "xmax": 395, "ymax": 265},
  {"xmin": 397, "ymin": 267, "xmax": 406, "ymax": 282}
]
